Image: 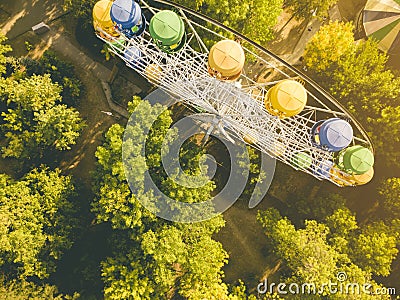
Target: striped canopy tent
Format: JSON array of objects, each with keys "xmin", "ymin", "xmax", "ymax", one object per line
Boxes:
[{"xmin": 363, "ymin": 0, "xmax": 400, "ymax": 54}]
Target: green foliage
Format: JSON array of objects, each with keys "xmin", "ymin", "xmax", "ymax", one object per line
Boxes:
[
  {"xmin": 327, "ymin": 40, "xmax": 399, "ymax": 113},
  {"xmin": 325, "ymin": 208, "xmax": 358, "ymax": 254},
  {"xmin": 237, "ymin": 146, "xmax": 267, "ymax": 199},
  {"xmin": 291, "ymin": 192, "xmax": 347, "ymax": 221},
  {"xmin": 325, "ymin": 208, "xmax": 358, "ymax": 237},
  {"xmin": 0, "ymin": 167, "xmax": 77, "ymax": 279},
  {"xmin": 93, "ymin": 97, "xmax": 245, "ymax": 299},
  {"xmin": 304, "ymin": 21, "xmax": 400, "ymax": 107},
  {"xmin": 92, "ymin": 122, "xmax": 151, "ymax": 229},
  {"xmin": 0, "ymin": 74, "xmax": 61, "ymax": 110},
  {"xmin": 257, "ymin": 207, "xmax": 399, "ymax": 298},
  {"xmin": 304, "ymin": 21, "xmax": 354, "ymax": 72},
  {"xmin": 64, "ymin": 0, "xmax": 97, "ymax": 19},
  {"xmin": 176, "ymin": 0, "xmax": 282, "ymax": 45},
  {"xmin": 304, "ymin": 21, "xmax": 400, "ymax": 166},
  {"xmin": 284, "ymin": 0, "xmax": 338, "ymax": 19},
  {"xmin": 0, "ymin": 279, "xmax": 79, "ymax": 300},
  {"xmin": 348, "ymin": 221, "xmax": 398, "ymax": 277},
  {"xmin": 378, "ymin": 177, "xmax": 400, "ymax": 218},
  {"xmin": 0, "ymin": 278, "xmax": 79, "ymax": 300},
  {"xmin": 369, "ymin": 106, "xmax": 400, "ymax": 166},
  {"xmin": 21, "ymin": 50, "xmax": 83, "ymax": 106},
  {"xmin": 35, "ymin": 104, "xmax": 84, "ymax": 151},
  {"xmin": 0, "ymin": 74, "xmax": 85, "ymax": 160},
  {"xmin": 142, "ymin": 223, "xmax": 229, "ymax": 299},
  {"xmin": 101, "ymin": 247, "xmax": 154, "ymax": 299},
  {"xmin": 258, "ymin": 209, "xmax": 338, "ymax": 285},
  {"xmin": 243, "ymin": 0, "xmax": 283, "ymax": 44},
  {"xmin": 24, "ymin": 41, "xmax": 33, "ymax": 52},
  {"xmin": 101, "ymin": 219, "xmax": 230, "ymax": 299},
  {"xmin": 0, "ymin": 34, "xmax": 12, "ymax": 76},
  {"xmin": 91, "ymin": 98, "xmax": 171, "ymax": 229}
]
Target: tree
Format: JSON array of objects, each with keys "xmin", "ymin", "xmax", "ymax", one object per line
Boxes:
[
  {"xmin": 91, "ymin": 96, "xmax": 171, "ymax": 230},
  {"xmin": 257, "ymin": 207, "xmax": 398, "ymax": 298},
  {"xmin": 369, "ymin": 107, "xmax": 400, "ymax": 167},
  {"xmin": 348, "ymin": 221, "xmax": 398, "ymax": 277},
  {"xmin": 236, "ymin": 0, "xmax": 283, "ymax": 44},
  {"xmin": 237, "ymin": 146, "xmax": 268, "ymax": 199},
  {"xmin": 284, "ymin": 0, "xmax": 338, "ymax": 19},
  {"xmin": 0, "ymin": 74, "xmax": 61, "ymax": 111},
  {"xmin": 303, "ymin": 21, "xmax": 400, "ymax": 166},
  {"xmin": 102, "ymin": 219, "xmax": 229, "ymax": 300},
  {"xmin": 258, "ymin": 208, "xmax": 338, "ymax": 286},
  {"xmin": 175, "ymin": 0, "xmax": 282, "ymax": 45},
  {"xmin": 64, "ymin": 0, "xmax": 97, "ymax": 19},
  {"xmin": 328, "ymin": 40, "xmax": 400, "ymax": 113},
  {"xmin": 303, "ymin": 21, "xmax": 354, "ymax": 72},
  {"xmin": 93, "ymin": 97, "xmax": 247, "ymax": 299},
  {"xmin": 0, "ymin": 74, "xmax": 85, "ymax": 160},
  {"xmin": 378, "ymin": 177, "xmax": 400, "ymax": 219},
  {"xmin": 0, "ymin": 33, "xmax": 12, "ymax": 76},
  {"xmin": 0, "ymin": 167, "xmax": 78, "ymax": 279},
  {"xmin": 291, "ymin": 192, "xmax": 347, "ymax": 222},
  {"xmin": 304, "ymin": 22, "xmax": 400, "ymax": 110},
  {"xmin": 35, "ymin": 104, "xmax": 84, "ymax": 152},
  {"xmin": 0, "ymin": 278, "xmax": 79, "ymax": 300},
  {"xmin": 92, "ymin": 122, "xmax": 153, "ymax": 229},
  {"xmin": 22, "ymin": 50, "xmax": 83, "ymax": 106}
]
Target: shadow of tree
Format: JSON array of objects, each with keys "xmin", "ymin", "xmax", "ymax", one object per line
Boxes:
[{"xmin": 268, "ymin": 18, "xmax": 308, "ymax": 55}]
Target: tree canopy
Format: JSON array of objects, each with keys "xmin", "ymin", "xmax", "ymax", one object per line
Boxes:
[
  {"xmin": 0, "ymin": 278, "xmax": 79, "ymax": 300},
  {"xmin": 92, "ymin": 97, "xmax": 262, "ymax": 299},
  {"xmin": 378, "ymin": 178, "xmax": 400, "ymax": 219},
  {"xmin": 303, "ymin": 21, "xmax": 354, "ymax": 72},
  {"xmin": 176, "ymin": 0, "xmax": 282, "ymax": 44},
  {"xmin": 0, "ymin": 34, "xmax": 12, "ymax": 76},
  {"xmin": 284, "ymin": 0, "xmax": 338, "ymax": 19},
  {"xmin": 21, "ymin": 50, "xmax": 83, "ymax": 106},
  {"xmin": 303, "ymin": 21, "xmax": 400, "ymax": 166},
  {"xmin": 64, "ymin": 0, "xmax": 97, "ymax": 19},
  {"xmin": 0, "ymin": 74, "xmax": 85, "ymax": 161},
  {"xmin": 0, "ymin": 167, "xmax": 78, "ymax": 279},
  {"xmin": 257, "ymin": 207, "xmax": 398, "ymax": 298}
]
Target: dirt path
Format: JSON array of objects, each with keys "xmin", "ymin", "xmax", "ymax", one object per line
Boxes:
[
  {"xmin": 214, "ymin": 193, "xmax": 288, "ymax": 290},
  {"xmin": 269, "ymin": 5, "xmax": 342, "ymax": 62},
  {"xmin": 58, "ymin": 69, "xmax": 116, "ymax": 187}
]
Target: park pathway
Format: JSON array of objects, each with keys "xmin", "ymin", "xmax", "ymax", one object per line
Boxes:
[
  {"xmin": 266, "ymin": 4, "xmax": 343, "ymax": 66},
  {"xmin": 38, "ymin": 28, "xmax": 131, "ymax": 118}
]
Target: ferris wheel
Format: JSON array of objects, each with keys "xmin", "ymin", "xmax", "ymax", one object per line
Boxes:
[{"xmin": 92, "ymin": 0, "xmax": 375, "ymax": 187}]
